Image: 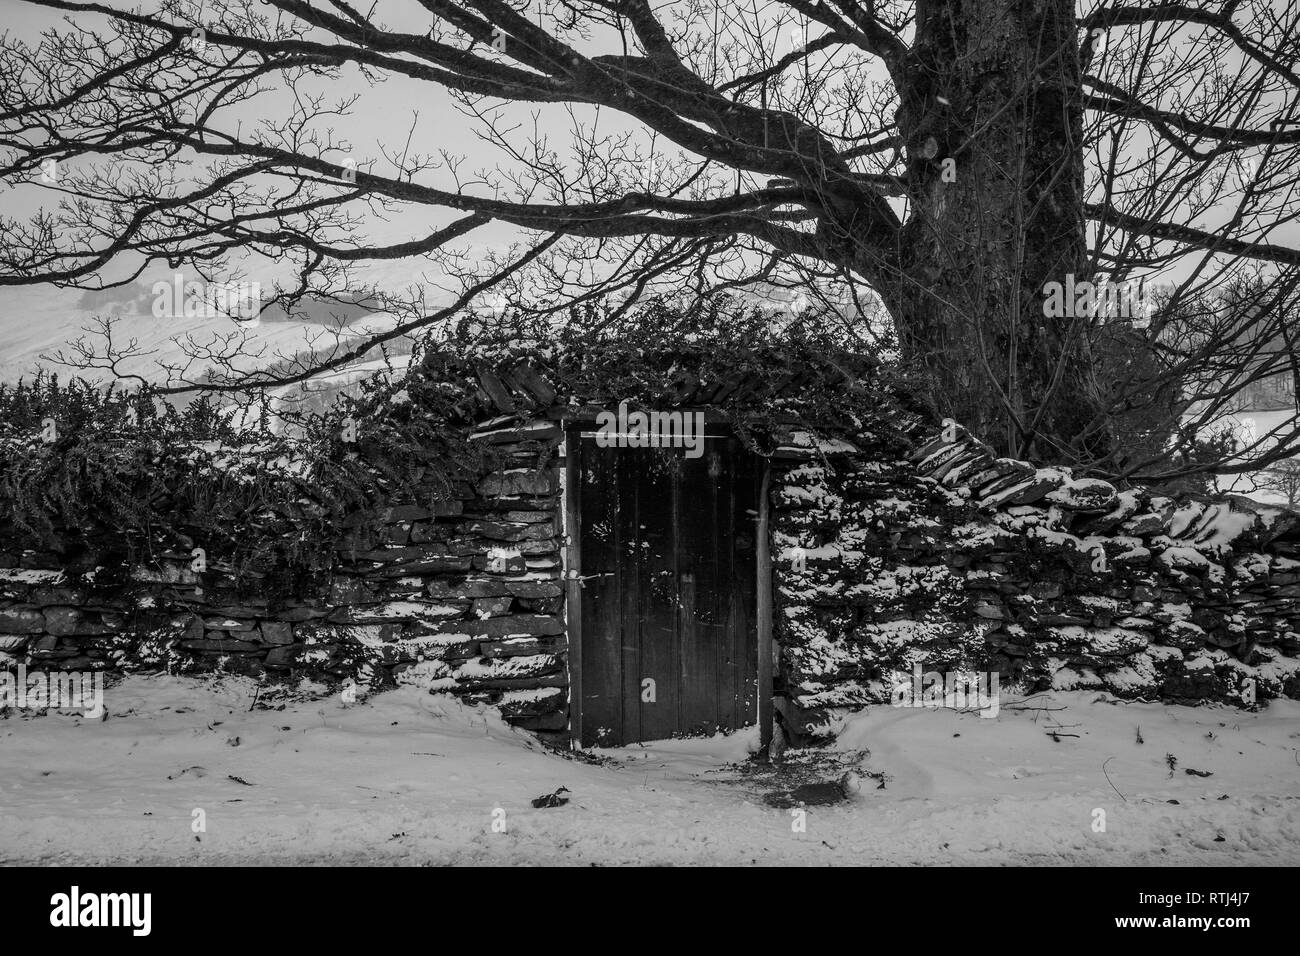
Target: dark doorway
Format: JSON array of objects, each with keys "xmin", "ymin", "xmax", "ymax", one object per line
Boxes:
[{"xmin": 570, "ymin": 430, "xmax": 761, "ymax": 747}]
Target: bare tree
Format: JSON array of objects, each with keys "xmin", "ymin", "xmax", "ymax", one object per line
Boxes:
[
  {"xmin": 1, "ymin": 0, "xmax": 1298, "ymax": 479},
  {"xmin": 1255, "ymin": 458, "xmax": 1300, "ymax": 508}
]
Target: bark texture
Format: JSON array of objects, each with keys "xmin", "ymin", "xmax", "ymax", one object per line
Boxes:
[{"xmin": 885, "ymin": 0, "xmax": 1100, "ymax": 460}]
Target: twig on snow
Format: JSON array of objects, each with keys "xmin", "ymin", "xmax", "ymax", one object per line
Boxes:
[{"xmin": 1102, "ymin": 756, "xmax": 1127, "ymax": 803}]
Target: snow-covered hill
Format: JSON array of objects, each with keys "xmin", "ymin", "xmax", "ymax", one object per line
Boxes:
[{"xmin": 0, "ymin": 284, "xmax": 410, "ymax": 388}]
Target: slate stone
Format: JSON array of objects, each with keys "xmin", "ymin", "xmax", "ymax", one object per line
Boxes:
[
  {"xmin": 0, "ymin": 608, "xmax": 45, "ymax": 634},
  {"xmin": 259, "ymin": 622, "xmax": 295, "ymax": 645},
  {"xmin": 478, "ymin": 469, "xmax": 554, "ymax": 497},
  {"xmin": 43, "ymin": 608, "xmax": 114, "ymax": 636},
  {"xmin": 434, "ymin": 614, "xmax": 564, "ymax": 638}
]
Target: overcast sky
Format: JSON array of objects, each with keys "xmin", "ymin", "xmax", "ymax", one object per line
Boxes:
[{"xmin": 0, "ymin": 0, "xmax": 1295, "ymax": 384}]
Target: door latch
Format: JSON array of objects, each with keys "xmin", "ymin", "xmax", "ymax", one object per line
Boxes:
[{"xmin": 565, "ymin": 569, "xmax": 613, "ymax": 589}]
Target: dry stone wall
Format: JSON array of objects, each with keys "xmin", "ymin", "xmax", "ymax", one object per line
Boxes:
[
  {"xmin": 770, "ymin": 422, "xmax": 1300, "ymax": 741},
  {"xmin": 0, "ymin": 419, "xmax": 572, "ymax": 743},
  {"xmin": 6, "ymin": 390, "xmax": 1299, "ymax": 750}
]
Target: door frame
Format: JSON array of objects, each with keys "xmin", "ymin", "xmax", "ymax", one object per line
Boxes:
[{"xmin": 561, "ymin": 415, "xmax": 773, "ymax": 750}]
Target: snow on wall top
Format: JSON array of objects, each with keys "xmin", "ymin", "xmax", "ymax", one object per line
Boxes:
[{"xmin": 897, "ymin": 421, "xmax": 1298, "ymax": 557}]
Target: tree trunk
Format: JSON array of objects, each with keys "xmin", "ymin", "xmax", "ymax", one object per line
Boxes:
[{"xmin": 884, "ymin": 0, "xmax": 1103, "ymax": 463}]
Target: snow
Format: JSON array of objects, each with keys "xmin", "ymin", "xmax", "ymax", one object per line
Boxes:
[
  {"xmin": 1050, "ymin": 665, "xmax": 1104, "ymax": 690},
  {"xmin": 776, "ymin": 543, "xmax": 860, "ymax": 563},
  {"xmin": 1051, "ymin": 626, "xmax": 1150, "ymax": 656},
  {"xmin": 455, "ymin": 655, "xmax": 556, "ymax": 679},
  {"xmin": 362, "ymin": 601, "xmax": 465, "ymax": 620},
  {"xmin": 471, "ymin": 420, "xmax": 556, "ymax": 441},
  {"xmin": 1, "ymin": 675, "xmax": 1297, "ymax": 865},
  {"xmin": 1098, "ymin": 654, "xmax": 1161, "ymax": 694},
  {"xmin": 498, "ymin": 688, "xmax": 563, "ymax": 705},
  {"xmin": 0, "ymin": 569, "xmax": 65, "ymax": 584},
  {"xmin": 846, "ymin": 564, "xmax": 958, "ymax": 602},
  {"xmin": 594, "ymin": 726, "xmax": 763, "ymax": 768},
  {"xmin": 1160, "ymin": 546, "xmax": 1214, "ymax": 570},
  {"xmin": 1192, "ymin": 506, "xmax": 1258, "ymax": 553},
  {"xmin": 780, "ymin": 431, "xmax": 859, "ymax": 455},
  {"xmin": 1045, "ymin": 477, "xmax": 1117, "ymax": 510},
  {"xmin": 950, "ymin": 521, "xmax": 1013, "ymax": 546}
]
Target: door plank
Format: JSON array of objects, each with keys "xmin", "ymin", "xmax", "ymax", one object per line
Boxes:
[
  {"xmin": 733, "ymin": 444, "xmax": 760, "ymax": 726},
  {"xmin": 635, "ymin": 449, "xmax": 678, "ymax": 741},
  {"xmin": 579, "ymin": 439, "xmax": 622, "ymax": 747},
  {"xmin": 619, "ymin": 449, "xmax": 643, "ymax": 744},
  {"xmin": 678, "ymin": 448, "xmax": 719, "ymax": 734}
]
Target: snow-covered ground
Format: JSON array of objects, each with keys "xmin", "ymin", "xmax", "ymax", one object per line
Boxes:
[{"xmin": 1, "ymin": 675, "xmax": 1296, "ymax": 865}]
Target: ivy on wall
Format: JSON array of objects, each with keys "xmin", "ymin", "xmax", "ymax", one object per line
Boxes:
[
  {"xmin": 0, "ymin": 366, "xmax": 492, "ymax": 589},
  {"xmin": 426, "ymin": 296, "xmax": 927, "ymax": 454},
  {"xmin": 0, "ymin": 298, "xmax": 924, "ymax": 589}
]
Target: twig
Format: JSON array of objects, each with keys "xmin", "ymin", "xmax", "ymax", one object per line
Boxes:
[
  {"xmin": 1102, "ymin": 756, "xmax": 1127, "ymax": 803},
  {"xmin": 1007, "ymin": 692, "xmax": 1054, "ymax": 706},
  {"xmin": 1003, "ymin": 703, "xmax": 1068, "ymax": 712}
]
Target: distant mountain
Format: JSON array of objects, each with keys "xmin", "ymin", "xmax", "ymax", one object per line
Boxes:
[
  {"xmin": 257, "ymin": 292, "xmax": 381, "ymax": 326},
  {"xmin": 76, "ymin": 284, "xmax": 154, "ymax": 316}
]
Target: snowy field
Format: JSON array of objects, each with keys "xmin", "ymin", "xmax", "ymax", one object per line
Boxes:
[{"xmin": 1, "ymin": 675, "xmax": 1297, "ymax": 866}]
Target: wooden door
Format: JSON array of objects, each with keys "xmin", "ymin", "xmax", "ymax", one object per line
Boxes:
[{"xmin": 576, "ymin": 432, "xmax": 759, "ymax": 747}]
